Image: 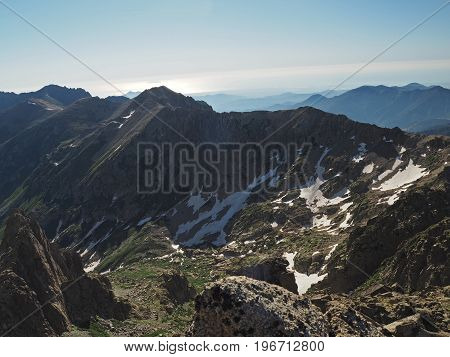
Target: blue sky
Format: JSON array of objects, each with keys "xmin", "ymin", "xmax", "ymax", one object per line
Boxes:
[{"xmin": 1, "ymin": 0, "xmax": 449, "ymax": 96}]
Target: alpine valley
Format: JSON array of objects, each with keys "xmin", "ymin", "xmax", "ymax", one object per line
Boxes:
[{"xmin": 0, "ymin": 85, "xmax": 448, "ymax": 337}]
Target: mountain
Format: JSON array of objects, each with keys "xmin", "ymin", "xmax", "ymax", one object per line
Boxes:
[
  {"xmin": 0, "ymin": 85, "xmax": 448, "ymax": 336},
  {"xmin": 409, "ymin": 119, "xmax": 450, "ymax": 136},
  {"xmin": 0, "ymin": 85, "xmax": 93, "ymax": 144},
  {"xmin": 124, "ymin": 91, "xmax": 141, "ymax": 99},
  {"xmin": 0, "ymin": 100, "xmax": 57, "ymax": 144},
  {"xmin": 0, "ymin": 85, "xmax": 91, "ymax": 112},
  {"xmin": 275, "ymin": 84, "xmax": 450, "ymax": 134},
  {"xmin": 194, "ymin": 90, "xmax": 345, "ymax": 112},
  {"xmin": 105, "ymin": 95, "xmax": 130, "ymax": 104},
  {"xmin": 0, "ymin": 96, "xmax": 124, "ymax": 204}
]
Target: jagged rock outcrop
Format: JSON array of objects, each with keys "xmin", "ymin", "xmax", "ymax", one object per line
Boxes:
[
  {"xmin": 323, "ymin": 300, "xmax": 384, "ymax": 337},
  {"xmin": 189, "ymin": 276, "xmax": 449, "ymax": 337},
  {"xmin": 231, "ymin": 257, "xmax": 298, "ymax": 293},
  {"xmin": 380, "ymin": 218, "xmax": 450, "ymax": 290},
  {"xmin": 382, "ymin": 313, "xmax": 445, "ymax": 337},
  {"xmin": 312, "ymin": 286, "xmax": 449, "ymax": 337},
  {"xmin": 189, "ymin": 276, "xmax": 329, "ymax": 336},
  {"xmin": 0, "ymin": 211, "xmax": 130, "ymax": 336},
  {"xmin": 324, "ymin": 183, "xmax": 450, "ymax": 293}
]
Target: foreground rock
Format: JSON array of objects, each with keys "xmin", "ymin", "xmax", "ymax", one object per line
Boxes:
[
  {"xmin": 189, "ymin": 276, "xmax": 450, "ymax": 337},
  {"xmin": 0, "ymin": 211, "xmax": 130, "ymax": 336},
  {"xmin": 189, "ymin": 276, "xmax": 329, "ymax": 336}
]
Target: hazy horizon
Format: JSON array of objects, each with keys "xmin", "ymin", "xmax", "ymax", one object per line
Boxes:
[{"xmin": 1, "ymin": 0, "xmax": 449, "ymax": 97}]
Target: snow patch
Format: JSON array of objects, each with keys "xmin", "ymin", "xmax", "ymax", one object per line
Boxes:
[
  {"xmin": 339, "ymin": 201, "xmax": 353, "ymax": 212},
  {"xmin": 297, "ymin": 148, "xmax": 350, "ymax": 213},
  {"xmin": 352, "ymin": 143, "xmax": 367, "ymax": 163},
  {"xmin": 82, "ymin": 219, "xmax": 105, "ymax": 241},
  {"xmin": 284, "ymin": 252, "xmax": 327, "ymax": 295},
  {"xmin": 122, "ymin": 110, "xmax": 135, "ymax": 119},
  {"xmin": 51, "ymin": 219, "xmax": 63, "ymax": 243},
  {"xmin": 362, "ymin": 162, "xmax": 374, "ymax": 174},
  {"xmin": 176, "ymin": 169, "xmax": 278, "ymax": 247},
  {"xmin": 376, "ymin": 157, "xmax": 403, "ymax": 182},
  {"xmin": 325, "ymin": 244, "xmax": 339, "ymax": 261},
  {"xmin": 187, "ymin": 194, "xmax": 207, "ymax": 213},
  {"xmin": 338, "ymin": 212, "xmax": 352, "ymax": 229},
  {"xmin": 137, "ymin": 216, "xmax": 152, "ymax": 227},
  {"xmin": 312, "ymin": 214, "xmax": 333, "ymax": 230},
  {"xmin": 377, "ymin": 186, "xmax": 410, "ymax": 206},
  {"xmin": 84, "ymin": 259, "xmax": 101, "ymax": 272},
  {"xmin": 374, "ymin": 159, "xmax": 429, "ymax": 191}
]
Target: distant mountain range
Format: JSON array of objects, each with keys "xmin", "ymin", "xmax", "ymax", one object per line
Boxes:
[
  {"xmin": 268, "ymin": 83, "xmax": 450, "ymax": 135},
  {"xmin": 3, "ymin": 84, "xmax": 449, "ymax": 138},
  {"xmin": 193, "ymin": 90, "xmax": 346, "ymax": 112},
  {"xmin": 0, "ymin": 85, "xmax": 93, "ymax": 145},
  {"xmin": 0, "ymin": 85, "xmax": 91, "ymax": 112}
]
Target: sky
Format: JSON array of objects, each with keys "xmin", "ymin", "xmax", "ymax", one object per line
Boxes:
[{"xmin": 1, "ymin": 0, "xmax": 449, "ymax": 97}]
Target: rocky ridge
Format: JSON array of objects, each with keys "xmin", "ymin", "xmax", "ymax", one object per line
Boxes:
[{"xmin": 0, "ymin": 211, "xmax": 130, "ymax": 336}]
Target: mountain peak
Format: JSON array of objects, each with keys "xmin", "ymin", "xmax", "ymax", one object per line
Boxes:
[
  {"xmin": 400, "ymin": 83, "xmax": 428, "ymax": 91},
  {"xmin": 135, "ymin": 86, "xmax": 213, "ymax": 111},
  {"xmin": 140, "ymin": 85, "xmax": 178, "ymax": 99},
  {"xmin": 0, "ymin": 84, "xmax": 91, "ymax": 112}
]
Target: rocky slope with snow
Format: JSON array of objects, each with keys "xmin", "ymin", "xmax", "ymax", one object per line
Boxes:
[{"xmin": 0, "ymin": 86, "xmax": 448, "ymax": 336}]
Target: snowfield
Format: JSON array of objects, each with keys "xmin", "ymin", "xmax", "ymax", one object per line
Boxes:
[
  {"xmin": 175, "ymin": 169, "xmax": 278, "ymax": 247},
  {"xmin": 374, "ymin": 159, "xmax": 429, "ymax": 191}
]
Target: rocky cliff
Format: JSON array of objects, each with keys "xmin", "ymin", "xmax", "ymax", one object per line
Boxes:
[{"xmin": 0, "ymin": 211, "xmax": 130, "ymax": 336}]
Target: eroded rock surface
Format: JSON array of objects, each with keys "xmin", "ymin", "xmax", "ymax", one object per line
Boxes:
[
  {"xmin": 189, "ymin": 276, "xmax": 329, "ymax": 336},
  {"xmin": 0, "ymin": 211, "xmax": 131, "ymax": 336},
  {"xmin": 189, "ymin": 276, "xmax": 449, "ymax": 337}
]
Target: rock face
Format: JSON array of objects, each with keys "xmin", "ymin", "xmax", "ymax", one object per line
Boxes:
[
  {"xmin": 382, "ymin": 218, "xmax": 450, "ymax": 291},
  {"xmin": 325, "ymin": 182, "xmax": 450, "ymax": 293},
  {"xmin": 189, "ymin": 276, "xmax": 449, "ymax": 337},
  {"xmin": 189, "ymin": 276, "xmax": 329, "ymax": 337},
  {"xmin": 232, "ymin": 257, "xmax": 298, "ymax": 293},
  {"xmin": 160, "ymin": 271, "xmax": 196, "ymax": 305},
  {"xmin": 0, "ymin": 211, "xmax": 130, "ymax": 336},
  {"xmin": 382, "ymin": 313, "xmax": 445, "ymax": 337}
]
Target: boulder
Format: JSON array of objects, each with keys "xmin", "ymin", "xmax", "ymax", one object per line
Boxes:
[
  {"xmin": 189, "ymin": 276, "xmax": 329, "ymax": 336},
  {"xmin": 383, "ymin": 314, "xmax": 444, "ymax": 337}
]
